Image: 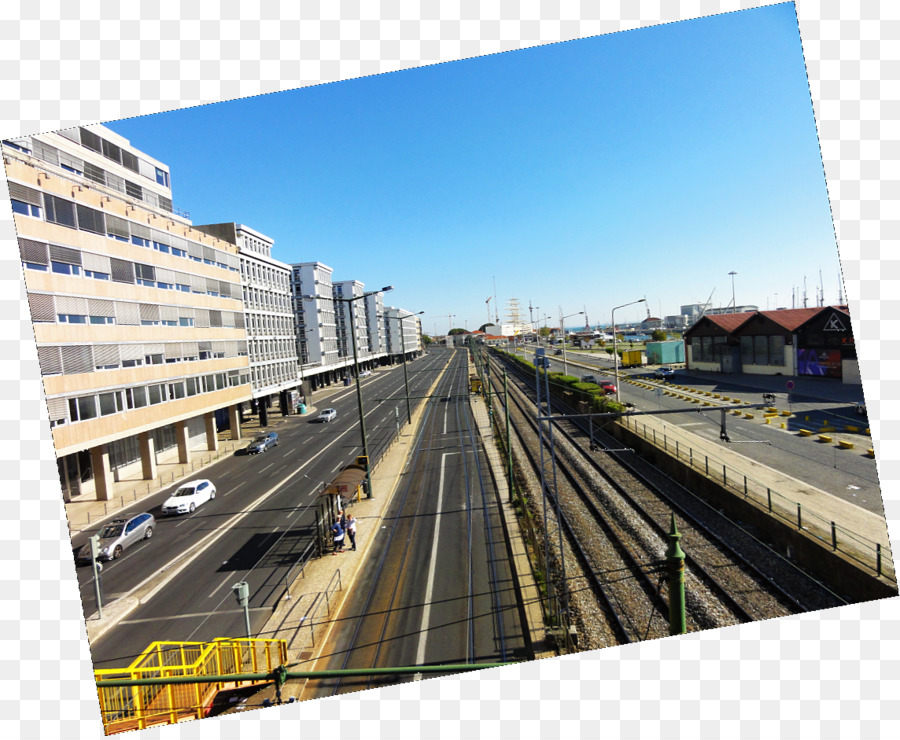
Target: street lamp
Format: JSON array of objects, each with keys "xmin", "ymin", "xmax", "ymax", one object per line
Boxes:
[
  {"xmin": 307, "ymin": 285, "xmax": 393, "ymax": 499},
  {"xmin": 559, "ymin": 311, "xmax": 584, "ymax": 376},
  {"xmin": 729, "ymin": 271, "xmax": 738, "ymax": 313},
  {"xmin": 611, "ymin": 298, "xmax": 646, "ymax": 404},
  {"xmin": 387, "ymin": 309, "xmax": 424, "ymax": 424}
]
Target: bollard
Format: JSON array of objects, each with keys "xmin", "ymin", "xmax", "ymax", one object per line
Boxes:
[
  {"xmin": 666, "ymin": 514, "xmax": 686, "ymax": 636},
  {"xmin": 797, "ymin": 503, "xmax": 802, "ymax": 530},
  {"xmin": 767, "ymin": 488, "xmax": 772, "ymax": 512},
  {"xmin": 831, "ymin": 522, "xmax": 837, "ymax": 550}
]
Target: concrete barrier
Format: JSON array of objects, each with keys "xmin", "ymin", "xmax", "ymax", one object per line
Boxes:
[
  {"xmin": 818, "ymin": 434, "xmax": 833, "ymax": 443},
  {"xmin": 838, "ymin": 440, "xmax": 855, "ymax": 450}
]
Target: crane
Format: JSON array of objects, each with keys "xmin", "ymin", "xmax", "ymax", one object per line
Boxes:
[{"xmin": 486, "ymin": 297, "xmax": 492, "ymax": 327}]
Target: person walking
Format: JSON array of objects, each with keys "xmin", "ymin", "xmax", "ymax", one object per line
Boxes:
[
  {"xmin": 345, "ymin": 514, "xmax": 357, "ymax": 551},
  {"xmin": 331, "ymin": 518, "xmax": 345, "ymax": 555}
]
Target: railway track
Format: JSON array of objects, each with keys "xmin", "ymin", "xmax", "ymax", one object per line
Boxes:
[{"xmin": 479, "ymin": 348, "xmax": 848, "ymax": 650}]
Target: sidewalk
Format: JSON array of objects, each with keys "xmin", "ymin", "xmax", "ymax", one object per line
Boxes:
[{"xmin": 65, "ymin": 386, "xmax": 347, "ymax": 536}]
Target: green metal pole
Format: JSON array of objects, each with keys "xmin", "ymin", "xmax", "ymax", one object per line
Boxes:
[
  {"xmin": 348, "ymin": 299, "xmax": 373, "ymax": 499},
  {"xmin": 504, "ymin": 370, "xmax": 512, "ymax": 504},
  {"xmin": 666, "ymin": 513, "xmax": 686, "ymax": 635},
  {"xmin": 96, "ymin": 662, "xmax": 518, "ymax": 687}
]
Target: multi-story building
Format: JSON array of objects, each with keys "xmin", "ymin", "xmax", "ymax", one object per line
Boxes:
[
  {"xmin": 384, "ymin": 307, "xmax": 422, "ymax": 360},
  {"xmin": 289, "ymin": 261, "xmax": 342, "ymax": 392},
  {"xmin": 4, "ymin": 125, "xmax": 251, "ymax": 502},
  {"xmin": 195, "ymin": 222, "xmax": 299, "ymax": 421},
  {"xmin": 364, "ymin": 290, "xmax": 387, "ymax": 358},
  {"xmin": 333, "ymin": 280, "xmax": 370, "ymax": 363}
]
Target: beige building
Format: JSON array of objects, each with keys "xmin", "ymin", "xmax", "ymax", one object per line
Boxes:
[{"xmin": 4, "ymin": 125, "xmax": 252, "ymax": 502}]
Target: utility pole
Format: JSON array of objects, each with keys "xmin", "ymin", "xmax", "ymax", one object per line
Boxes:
[{"xmin": 665, "ymin": 514, "xmax": 686, "ymax": 635}]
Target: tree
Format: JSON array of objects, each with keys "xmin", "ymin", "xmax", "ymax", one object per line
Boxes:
[
  {"xmin": 651, "ymin": 329, "xmax": 668, "ymax": 342},
  {"xmin": 422, "ymin": 335, "xmax": 433, "ymax": 345},
  {"xmin": 449, "ymin": 328, "xmax": 467, "ymax": 335}
]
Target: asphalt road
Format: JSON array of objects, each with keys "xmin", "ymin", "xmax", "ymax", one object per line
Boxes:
[
  {"xmin": 302, "ymin": 348, "xmax": 526, "ymax": 698},
  {"xmin": 512, "ymin": 346, "xmax": 884, "ymax": 515},
  {"xmin": 77, "ymin": 349, "xmax": 452, "ymax": 669}
]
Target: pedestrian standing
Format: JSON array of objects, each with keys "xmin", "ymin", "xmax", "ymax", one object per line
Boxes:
[
  {"xmin": 331, "ymin": 518, "xmax": 345, "ymax": 555},
  {"xmin": 345, "ymin": 514, "xmax": 357, "ymax": 551}
]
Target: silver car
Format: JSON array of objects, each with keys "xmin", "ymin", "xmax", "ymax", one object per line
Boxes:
[{"xmin": 77, "ymin": 512, "xmax": 155, "ymax": 563}]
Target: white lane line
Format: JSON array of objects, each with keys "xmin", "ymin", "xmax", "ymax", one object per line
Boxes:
[
  {"xmin": 224, "ymin": 481, "xmax": 245, "ymax": 497},
  {"xmin": 259, "ymin": 462, "xmax": 275, "ymax": 473},
  {"xmin": 208, "ymin": 573, "xmax": 233, "ymax": 599},
  {"xmin": 332, "ymin": 462, "xmax": 343, "ymax": 473},
  {"xmin": 415, "ymin": 451, "xmax": 459, "ymax": 679},
  {"xmin": 121, "ymin": 606, "xmax": 269, "ymax": 625}
]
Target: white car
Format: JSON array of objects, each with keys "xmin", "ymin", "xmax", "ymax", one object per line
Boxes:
[
  {"xmin": 161, "ymin": 479, "xmax": 216, "ymax": 515},
  {"xmin": 359, "ymin": 369, "xmax": 372, "ymax": 377},
  {"xmin": 317, "ymin": 408, "xmax": 337, "ymax": 422}
]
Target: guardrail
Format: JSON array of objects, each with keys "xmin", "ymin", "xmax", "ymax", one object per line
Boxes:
[{"xmin": 619, "ymin": 414, "xmax": 895, "ymax": 583}]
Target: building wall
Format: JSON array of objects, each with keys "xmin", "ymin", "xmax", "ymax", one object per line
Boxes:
[{"xmin": 5, "ymin": 132, "xmax": 251, "ymax": 480}]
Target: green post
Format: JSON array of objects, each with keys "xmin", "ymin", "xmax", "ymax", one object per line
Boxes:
[
  {"xmin": 666, "ymin": 513, "xmax": 686, "ymax": 635},
  {"xmin": 504, "ymin": 370, "xmax": 512, "ymax": 504}
]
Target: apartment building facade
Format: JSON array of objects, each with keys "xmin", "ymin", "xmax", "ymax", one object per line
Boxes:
[
  {"xmin": 196, "ymin": 222, "xmax": 300, "ymax": 421},
  {"xmin": 4, "ymin": 125, "xmax": 251, "ymax": 502}
]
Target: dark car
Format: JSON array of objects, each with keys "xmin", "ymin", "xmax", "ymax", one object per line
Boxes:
[
  {"xmin": 581, "ymin": 374, "xmax": 598, "ymax": 384},
  {"xmin": 856, "ymin": 402, "xmax": 867, "ymax": 417},
  {"xmin": 247, "ymin": 432, "xmax": 279, "ymax": 454},
  {"xmin": 76, "ymin": 512, "xmax": 155, "ymax": 563}
]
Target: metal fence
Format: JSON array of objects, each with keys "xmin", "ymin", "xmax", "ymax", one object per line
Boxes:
[{"xmin": 619, "ymin": 414, "xmax": 895, "ymax": 583}]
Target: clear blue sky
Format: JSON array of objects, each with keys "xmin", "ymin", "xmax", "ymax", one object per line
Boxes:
[{"xmin": 106, "ymin": 3, "xmax": 840, "ymax": 335}]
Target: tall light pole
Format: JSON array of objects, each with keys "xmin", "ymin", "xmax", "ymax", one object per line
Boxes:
[
  {"xmin": 309, "ymin": 285, "xmax": 393, "ymax": 499},
  {"xmin": 729, "ymin": 271, "xmax": 738, "ymax": 313},
  {"xmin": 387, "ymin": 309, "xmax": 424, "ymax": 424},
  {"xmin": 612, "ymin": 298, "xmax": 646, "ymax": 404},
  {"xmin": 559, "ymin": 310, "xmax": 583, "ymax": 376}
]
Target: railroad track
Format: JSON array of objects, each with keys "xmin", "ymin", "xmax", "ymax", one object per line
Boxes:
[{"xmin": 479, "ymin": 348, "xmax": 848, "ymax": 650}]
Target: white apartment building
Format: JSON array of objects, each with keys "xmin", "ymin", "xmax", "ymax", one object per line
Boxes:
[
  {"xmin": 196, "ymin": 222, "xmax": 300, "ymax": 421},
  {"xmin": 4, "ymin": 124, "xmax": 251, "ymax": 502},
  {"xmin": 333, "ymin": 280, "xmax": 372, "ymax": 364},
  {"xmin": 364, "ymin": 290, "xmax": 387, "ymax": 357},
  {"xmin": 384, "ymin": 306, "xmax": 423, "ymax": 359}
]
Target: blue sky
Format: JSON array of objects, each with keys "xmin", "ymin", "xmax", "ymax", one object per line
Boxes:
[{"xmin": 106, "ymin": 3, "xmax": 840, "ymax": 335}]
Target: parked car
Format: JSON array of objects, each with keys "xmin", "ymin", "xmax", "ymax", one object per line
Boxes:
[
  {"xmin": 654, "ymin": 366, "xmax": 675, "ymax": 379},
  {"xmin": 554, "ymin": 349, "xmax": 563, "ymax": 356},
  {"xmin": 856, "ymin": 402, "xmax": 867, "ymax": 417},
  {"xmin": 359, "ymin": 369, "xmax": 372, "ymax": 377},
  {"xmin": 600, "ymin": 381, "xmax": 617, "ymax": 394},
  {"xmin": 247, "ymin": 432, "xmax": 279, "ymax": 454},
  {"xmin": 161, "ymin": 479, "xmax": 216, "ymax": 515},
  {"xmin": 581, "ymin": 374, "xmax": 598, "ymax": 384},
  {"xmin": 76, "ymin": 512, "xmax": 155, "ymax": 563},
  {"xmin": 317, "ymin": 408, "xmax": 337, "ymax": 422}
]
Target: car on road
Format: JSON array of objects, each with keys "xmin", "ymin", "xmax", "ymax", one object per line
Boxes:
[
  {"xmin": 359, "ymin": 369, "xmax": 372, "ymax": 377},
  {"xmin": 600, "ymin": 381, "xmax": 617, "ymax": 394},
  {"xmin": 317, "ymin": 408, "xmax": 337, "ymax": 422},
  {"xmin": 76, "ymin": 512, "xmax": 155, "ymax": 563},
  {"xmin": 160, "ymin": 479, "xmax": 216, "ymax": 515},
  {"xmin": 554, "ymin": 349, "xmax": 563, "ymax": 356},
  {"xmin": 654, "ymin": 366, "xmax": 675, "ymax": 379},
  {"xmin": 581, "ymin": 374, "xmax": 598, "ymax": 384},
  {"xmin": 247, "ymin": 432, "xmax": 279, "ymax": 454}
]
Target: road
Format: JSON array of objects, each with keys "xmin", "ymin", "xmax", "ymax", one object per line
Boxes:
[
  {"xmin": 76, "ymin": 350, "xmax": 452, "ymax": 669},
  {"xmin": 507, "ymin": 345, "xmax": 883, "ymax": 515},
  {"xmin": 302, "ymin": 347, "xmax": 527, "ymax": 699}
]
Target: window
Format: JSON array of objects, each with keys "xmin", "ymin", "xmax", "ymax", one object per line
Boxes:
[
  {"xmin": 169, "ymin": 382, "xmax": 185, "ymax": 400},
  {"xmin": 83, "ymin": 161, "xmax": 106, "ymax": 185},
  {"xmin": 155, "ymin": 167, "xmax": 169, "ymax": 187},
  {"xmin": 89, "ymin": 315, "xmax": 115, "ymax": 325},
  {"xmin": 68, "ymin": 395, "xmax": 97, "ymax": 422},
  {"xmin": 122, "ymin": 358, "xmax": 143, "ymax": 368},
  {"xmin": 51, "ymin": 261, "xmax": 81, "ymax": 276},
  {"xmin": 24, "ymin": 262, "xmax": 48, "ymax": 272},
  {"xmin": 98, "ymin": 391, "xmax": 123, "ymax": 416},
  {"xmin": 125, "ymin": 180, "xmax": 143, "ymax": 200},
  {"xmin": 186, "ymin": 377, "xmax": 199, "ymax": 396},
  {"xmin": 79, "ymin": 128, "xmax": 102, "ymax": 153},
  {"xmin": 121, "ymin": 150, "xmax": 139, "ymax": 173},
  {"xmin": 126, "ymin": 387, "xmax": 147, "ymax": 409},
  {"xmin": 43, "ymin": 194, "xmax": 76, "ymax": 228},
  {"xmin": 176, "ymin": 283, "xmax": 190, "ymax": 293},
  {"xmin": 179, "ymin": 317, "xmax": 194, "ymax": 327},
  {"xmin": 11, "ymin": 200, "xmax": 41, "ymax": 218},
  {"xmin": 156, "ymin": 282, "xmax": 173, "ymax": 291},
  {"xmin": 153, "ymin": 241, "xmax": 170, "ymax": 254},
  {"xmin": 144, "ymin": 353, "xmax": 163, "ymax": 365},
  {"xmin": 132, "ymin": 235, "xmax": 151, "ymax": 248},
  {"xmin": 147, "ymin": 384, "xmax": 164, "ymax": 405},
  {"xmin": 171, "ymin": 246, "xmax": 186, "ymax": 258},
  {"xmin": 76, "ymin": 204, "xmax": 105, "ymax": 234},
  {"xmin": 85, "ymin": 269, "xmax": 110, "ymax": 281},
  {"xmin": 58, "ymin": 314, "xmax": 87, "ymax": 324},
  {"xmin": 101, "ymin": 138, "xmax": 122, "ymax": 164}
]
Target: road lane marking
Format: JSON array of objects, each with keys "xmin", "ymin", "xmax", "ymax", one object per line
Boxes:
[
  {"xmin": 259, "ymin": 462, "xmax": 275, "ymax": 473},
  {"xmin": 208, "ymin": 573, "xmax": 233, "ymax": 599},
  {"xmin": 415, "ymin": 451, "xmax": 460, "ymax": 679},
  {"xmin": 120, "ymin": 606, "xmax": 269, "ymax": 625}
]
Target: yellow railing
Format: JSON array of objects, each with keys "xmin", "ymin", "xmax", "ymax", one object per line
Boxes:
[{"xmin": 95, "ymin": 637, "xmax": 287, "ymax": 735}]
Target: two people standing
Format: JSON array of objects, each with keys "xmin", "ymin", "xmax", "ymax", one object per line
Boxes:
[{"xmin": 331, "ymin": 510, "xmax": 358, "ymax": 554}]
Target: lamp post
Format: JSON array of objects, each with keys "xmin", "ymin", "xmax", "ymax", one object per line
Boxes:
[
  {"xmin": 611, "ymin": 298, "xmax": 646, "ymax": 404},
  {"xmin": 309, "ymin": 285, "xmax": 393, "ymax": 499},
  {"xmin": 559, "ymin": 311, "xmax": 584, "ymax": 376},
  {"xmin": 729, "ymin": 271, "xmax": 738, "ymax": 313},
  {"xmin": 389, "ymin": 310, "xmax": 424, "ymax": 425}
]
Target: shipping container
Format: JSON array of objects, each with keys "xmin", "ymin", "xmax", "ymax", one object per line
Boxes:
[
  {"xmin": 621, "ymin": 349, "xmax": 646, "ymax": 367},
  {"xmin": 645, "ymin": 340, "xmax": 685, "ymax": 365}
]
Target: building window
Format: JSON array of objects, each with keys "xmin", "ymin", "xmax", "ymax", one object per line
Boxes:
[
  {"xmin": 51, "ymin": 261, "xmax": 81, "ymax": 276},
  {"xmin": 155, "ymin": 168, "xmax": 169, "ymax": 187},
  {"xmin": 43, "ymin": 194, "xmax": 76, "ymax": 228},
  {"xmin": 11, "ymin": 200, "xmax": 41, "ymax": 218},
  {"xmin": 179, "ymin": 317, "xmax": 194, "ymax": 327},
  {"xmin": 147, "ymin": 384, "xmax": 165, "ymax": 405},
  {"xmin": 24, "ymin": 262, "xmax": 48, "ymax": 272},
  {"xmin": 68, "ymin": 395, "xmax": 97, "ymax": 422},
  {"xmin": 98, "ymin": 391, "xmax": 123, "ymax": 416},
  {"xmin": 144, "ymin": 353, "xmax": 163, "ymax": 365},
  {"xmin": 85, "ymin": 269, "xmax": 110, "ymax": 280},
  {"xmin": 89, "ymin": 315, "xmax": 115, "ymax": 325},
  {"xmin": 58, "ymin": 314, "xmax": 87, "ymax": 324}
]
